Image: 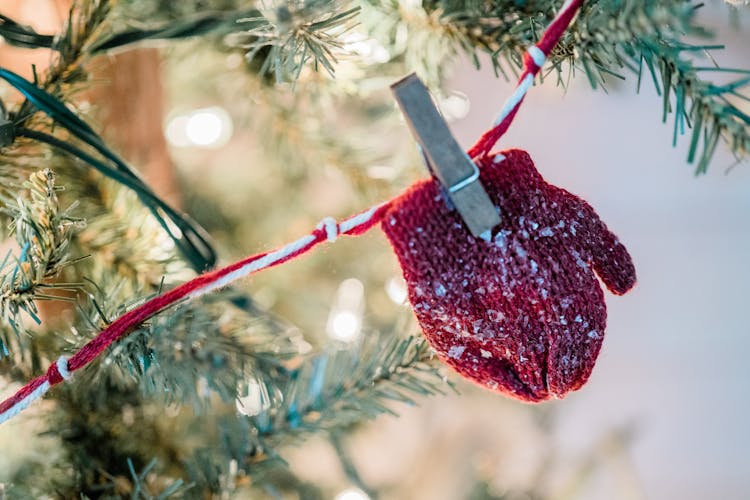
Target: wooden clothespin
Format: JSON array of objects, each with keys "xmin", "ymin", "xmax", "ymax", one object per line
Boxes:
[{"xmin": 391, "ymin": 73, "xmax": 500, "ymax": 238}]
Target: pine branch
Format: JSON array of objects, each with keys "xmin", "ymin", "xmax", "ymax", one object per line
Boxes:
[
  {"xmin": 100, "ymin": 458, "xmax": 190, "ymax": 499},
  {"xmin": 93, "ymin": 1, "xmax": 362, "ymax": 83},
  {"xmin": 233, "ymin": 2, "xmax": 361, "ymax": 83},
  {"xmin": 632, "ymin": 38, "xmax": 750, "ymax": 173},
  {"xmin": 178, "ymin": 335, "xmax": 450, "ymax": 495},
  {"xmin": 256, "ymin": 336, "xmax": 450, "ymax": 441},
  {"xmin": 49, "ymin": 380, "xmax": 189, "ymax": 498},
  {"xmin": 241, "ymin": 335, "xmax": 451, "ymax": 471},
  {"xmin": 0, "ymin": 170, "xmax": 84, "ymax": 352},
  {"xmin": 553, "ymin": 0, "xmax": 749, "ymax": 171},
  {"xmin": 71, "ymin": 290, "xmax": 301, "ymax": 411},
  {"xmin": 417, "ymin": 0, "xmax": 749, "ymax": 169}
]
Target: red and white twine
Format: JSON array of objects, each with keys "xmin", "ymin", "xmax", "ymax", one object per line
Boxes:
[
  {"xmin": 0, "ymin": 203, "xmax": 391, "ymax": 425},
  {"xmin": 468, "ymin": 0, "xmax": 584, "ymax": 159}
]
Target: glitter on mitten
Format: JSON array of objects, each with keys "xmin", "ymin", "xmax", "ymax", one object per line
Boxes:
[{"xmin": 381, "ymin": 149, "xmax": 636, "ymax": 402}]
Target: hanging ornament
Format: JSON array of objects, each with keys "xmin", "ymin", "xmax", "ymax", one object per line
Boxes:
[{"xmin": 381, "ymin": 149, "xmax": 635, "ymax": 401}]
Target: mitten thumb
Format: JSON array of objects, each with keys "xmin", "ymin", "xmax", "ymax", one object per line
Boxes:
[{"xmin": 575, "ymin": 201, "xmax": 636, "ymax": 295}]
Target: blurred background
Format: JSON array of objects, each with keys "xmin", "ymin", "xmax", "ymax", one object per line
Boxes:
[{"xmin": 0, "ymin": 1, "xmax": 748, "ymax": 499}]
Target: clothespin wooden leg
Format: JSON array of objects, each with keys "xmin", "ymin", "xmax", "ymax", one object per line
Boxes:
[{"xmin": 391, "ymin": 73, "xmax": 501, "ymax": 238}]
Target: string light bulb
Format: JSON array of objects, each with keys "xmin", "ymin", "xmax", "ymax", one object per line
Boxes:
[
  {"xmin": 165, "ymin": 106, "xmax": 233, "ymax": 149},
  {"xmin": 334, "ymin": 488, "xmax": 370, "ymax": 500},
  {"xmin": 327, "ymin": 278, "xmax": 365, "ymax": 343},
  {"xmin": 385, "ymin": 276, "xmax": 408, "ymax": 305}
]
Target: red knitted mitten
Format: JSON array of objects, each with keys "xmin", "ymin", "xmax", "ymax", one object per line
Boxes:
[{"xmin": 381, "ymin": 149, "xmax": 636, "ymax": 402}]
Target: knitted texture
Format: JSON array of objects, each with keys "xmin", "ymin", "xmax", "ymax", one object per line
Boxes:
[{"xmin": 381, "ymin": 149, "xmax": 636, "ymax": 402}]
